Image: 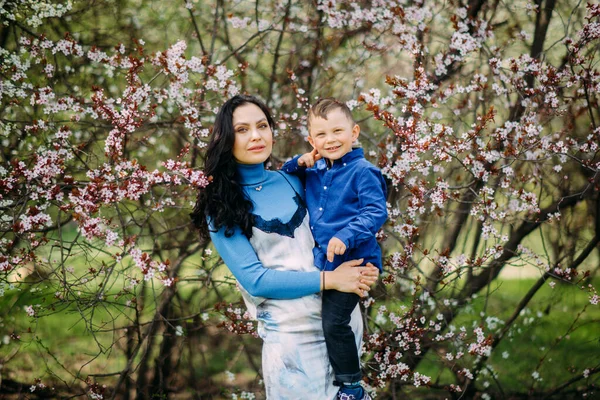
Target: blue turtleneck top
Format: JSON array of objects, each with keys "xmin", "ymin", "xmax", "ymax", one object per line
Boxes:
[{"xmin": 208, "ymin": 163, "xmax": 321, "ymax": 299}]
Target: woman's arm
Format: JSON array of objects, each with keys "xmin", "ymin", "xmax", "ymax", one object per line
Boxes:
[
  {"xmin": 210, "ymin": 225, "xmax": 377, "ymax": 298},
  {"xmin": 210, "ymin": 224, "xmax": 319, "ymax": 298}
]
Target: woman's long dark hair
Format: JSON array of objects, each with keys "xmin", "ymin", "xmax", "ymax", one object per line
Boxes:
[{"xmin": 190, "ymin": 95, "xmax": 275, "ymax": 241}]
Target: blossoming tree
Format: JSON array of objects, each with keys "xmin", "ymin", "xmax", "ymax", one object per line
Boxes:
[{"xmin": 1, "ymin": 0, "xmax": 598, "ymax": 398}]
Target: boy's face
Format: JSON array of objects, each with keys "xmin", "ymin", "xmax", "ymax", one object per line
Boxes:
[{"xmin": 308, "ymin": 108, "xmax": 360, "ymax": 161}]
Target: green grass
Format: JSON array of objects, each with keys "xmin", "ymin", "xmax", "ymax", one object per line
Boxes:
[
  {"xmin": 2, "ymin": 269, "xmax": 598, "ymax": 398},
  {"xmin": 0, "ymin": 284, "xmax": 130, "ymax": 384},
  {"xmin": 0, "ymin": 233, "xmax": 245, "ymax": 396},
  {"xmin": 410, "ymin": 277, "xmax": 600, "ymax": 397}
]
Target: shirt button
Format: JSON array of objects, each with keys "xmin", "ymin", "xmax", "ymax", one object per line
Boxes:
[
  {"xmin": 319, "ymin": 207, "xmax": 323, "ymax": 211},
  {"xmin": 343, "ymin": 163, "xmax": 347, "ymax": 166},
  {"xmin": 324, "ymin": 186, "xmax": 327, "ymax": 190}
]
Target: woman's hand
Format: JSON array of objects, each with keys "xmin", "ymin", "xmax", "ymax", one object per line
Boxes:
[{"xmin": 324, "ymin": 258, "xmax": 379, "ymax": 297}]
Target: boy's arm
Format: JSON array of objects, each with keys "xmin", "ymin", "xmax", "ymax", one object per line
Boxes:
[
  {"xmin": 333, "ymin": 166, "xmax": 388, "ymax": 249},
  {"xmin": 281, "ymin": 154, "xmax": 306, "ymax": 181},
  {"xmin": 281, "ymin": 149, "xmax": 321, "ymax": 182}
]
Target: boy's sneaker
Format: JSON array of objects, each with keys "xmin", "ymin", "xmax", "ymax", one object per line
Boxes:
[{"xmin": 336, "ymin": 384, "xmax": 372, "ymax": 400}]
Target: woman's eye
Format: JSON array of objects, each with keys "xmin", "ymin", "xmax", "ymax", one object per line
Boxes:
[
  {"xmin": 259, "ymin": 124, "xmax": 268, "ymax": 129},
  {"xmin": 236, "ymin": 128, "xmax": 246, "ymax": 133}
]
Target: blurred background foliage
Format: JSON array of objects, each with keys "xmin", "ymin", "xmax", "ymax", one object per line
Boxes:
[{"xmin": 0, "ymin": 0, "xmax": 599, "ymax": 399}]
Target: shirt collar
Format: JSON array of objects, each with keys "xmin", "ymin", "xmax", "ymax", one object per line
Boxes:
[
  {"xmin": 332, "ymin": 147, "xmax": 364, "ymax": 165},
  {"xmin": 236, "ymin": 163, "xmax": 267, "ymax": 185}
]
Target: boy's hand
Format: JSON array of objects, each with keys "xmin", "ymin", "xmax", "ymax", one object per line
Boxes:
[
  {"xmin": 327, "ymin": 237, "xmax": 347, "ymax": 262},
  {"xmin": 297, "ymin": 148, "xmax": 321, "ymax": 168}
]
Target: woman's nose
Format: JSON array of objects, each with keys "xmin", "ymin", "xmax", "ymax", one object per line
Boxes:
[{"xmin": 250, "ymin": 127, "xmax": 261, "ymax": 139}]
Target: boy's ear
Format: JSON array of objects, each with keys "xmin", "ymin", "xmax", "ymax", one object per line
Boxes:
[
  {"xmin": 352, "ymin": 124, "xmax": 360, "ymax": 141},
  {"xmin": 307, "ymin": 135, "xmax": 315, "ymax": 148}
]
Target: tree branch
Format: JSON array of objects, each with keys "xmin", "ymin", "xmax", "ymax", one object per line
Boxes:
[{"xmin": 266, "ymin": 0, "xmax": 292, "ymax": 106}]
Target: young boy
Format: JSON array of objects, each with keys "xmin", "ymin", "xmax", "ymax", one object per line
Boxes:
[{"xmin": 282, "ymin": 98, "xmax": 387, "ymax": 400}]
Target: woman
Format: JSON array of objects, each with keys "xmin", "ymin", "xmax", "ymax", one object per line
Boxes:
[{"xmin": 190, "ymin": 95, "xmax": 378, "ymax": 399}]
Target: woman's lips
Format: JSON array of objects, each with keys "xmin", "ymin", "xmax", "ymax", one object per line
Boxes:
[{"xmin": 248, "ymin": 145, "xmax": 266, "ymax": 152}]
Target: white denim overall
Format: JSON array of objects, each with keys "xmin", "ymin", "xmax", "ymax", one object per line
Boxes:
[{"xmin": 239, "ymin": 177, "xmax": 363, "ymax": 399}]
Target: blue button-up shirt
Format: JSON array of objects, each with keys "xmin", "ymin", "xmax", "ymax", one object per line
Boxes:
[{"xmin": 282, "ymin": 148, "xmax": 387, "ymax": 271}]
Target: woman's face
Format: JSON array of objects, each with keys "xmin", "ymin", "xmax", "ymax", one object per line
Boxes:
[{"xmin": 232, "ymin": 103, "xmax": 273, "ymax": 165}]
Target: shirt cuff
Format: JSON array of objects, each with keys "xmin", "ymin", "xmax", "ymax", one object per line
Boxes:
[
  {"xmin": 282, "ymin": 155, "xmax": 302, "ymax": 173},
  {"xmin": 334, "ymin": 229, "xmax": 354, "ymax": 249}
]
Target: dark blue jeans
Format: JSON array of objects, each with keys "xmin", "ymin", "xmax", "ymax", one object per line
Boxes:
[{"xmin": 322, "ymin": 289, "xmax": 362, "ymax": 384}]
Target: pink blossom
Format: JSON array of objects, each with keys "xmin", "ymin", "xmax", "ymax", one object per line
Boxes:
[{"xmin": 24, "ymin": 305, "xmax": 36, "ymax": 317}]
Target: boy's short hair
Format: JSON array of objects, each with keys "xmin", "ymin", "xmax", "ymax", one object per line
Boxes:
[{"xmin": 307, "ymin": 97, "xmax": 355, "ymax": 132}]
